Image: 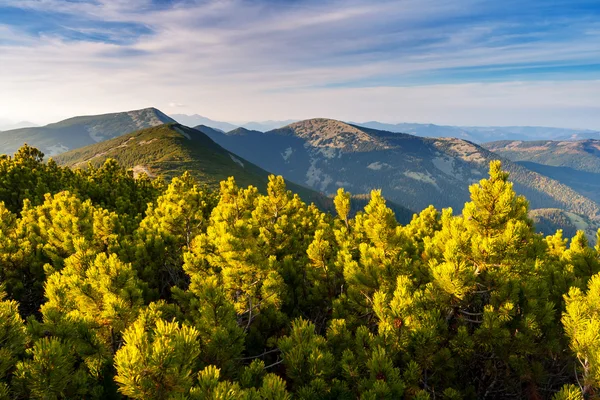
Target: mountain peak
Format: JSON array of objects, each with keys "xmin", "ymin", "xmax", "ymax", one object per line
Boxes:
[
  {"xmin": 272, "ymin": 118, "xmax": 390, "ymax": 151},
  {"xmin": 227, "ymin": 127, "xmax": 262, "ymax": 136},
  {"xmin": 125, "ymin": 107, "xmax": 175, "ymax": 126}
]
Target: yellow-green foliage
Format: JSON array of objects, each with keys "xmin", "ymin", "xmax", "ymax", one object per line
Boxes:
[{"xmin": 0, "ymin": 145, "xmax": 599, "ymax": 398}]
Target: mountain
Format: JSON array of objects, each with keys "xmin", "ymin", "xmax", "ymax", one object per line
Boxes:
[
  {"xmin": 355, "ymin": 122, "xmax": 479, "ymax": 141},
  {"xmin": 529, "ymin": 208, "xmax": 599, "ymax": 243},
  {"xmin": 355, "ymin": 122, "xmax": 600, "ymax": 143},
  {"xmin": 170, "ymin": 114, "xmax": 238, "ymax": 132},
  {"xmin": 464, "ymin": 126, "xmax": 600, "ymax": 142},
  {"xmin": 171, "ymin": 114, "xmax": 297, "ymax": 133},
  {"xmin": 0, "ymin": 120, "xmax": 38, "ymax": 131},
  {"xmin": 196, "ymin": 119, "xmax": 600, "ymax": 221},
  {"xmin": 54, "ymin": 123, "xmax": 340, "ymax": 211},
  {"xmin": 240, "ymin": 120, "xmax": 298, "ymax": 132},
  {"xmin": 483, "ymin": 139, "xmax": 600, "ymax": 174},
  {"xmin": 0, "ymin": 108, "xmax": 174, "ymax": 157}
]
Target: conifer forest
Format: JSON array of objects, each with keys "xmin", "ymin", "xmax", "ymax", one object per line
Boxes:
[{"xmin": 1, "ymin": 145, "xmax": 600, "ymax": 400}]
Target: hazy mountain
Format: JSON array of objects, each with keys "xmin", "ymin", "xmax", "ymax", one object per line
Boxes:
[
  {"xmin": 0, "ymin": 121, "xmax": 39, "ymax": 131},
  {"xmin": 555, "ymin": 132, "xmax": 600, "ymax": 141},
  {"xmin": 0, "ymin": 108, "xmax": 174, "ymax": 157},
  {"xmin": 171, "ymin": 114, "xmax": 296, "ymax": 132},
  {"xmin": 355, "ymin": 122, "xmax": 600, "ymax": 143},
  {"xmin": 54, "ymin": 123, "xmax": 335, "ymax": 211},
  {"xmin": 196, "ymin": 119, "xmax": 600, "ymax": 220},
  {"xmin": 240, "ymin": 120, "xmax": 298, "ymax": 132},
  {"xmin": 170, "ymin": 114, "xmax": 238, "ymax": 132},
  {"xmin": 484, "ymin": 139, "xmax": 600, "ymax": 174},
  {"xmin": 355, "ymin": 122, "xmax": 478, "ymax": 141}
]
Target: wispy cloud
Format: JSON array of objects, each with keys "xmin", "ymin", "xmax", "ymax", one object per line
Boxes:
[{"xmin": 0, "ymin": 0, "xmax": 599, "ymax": 127}]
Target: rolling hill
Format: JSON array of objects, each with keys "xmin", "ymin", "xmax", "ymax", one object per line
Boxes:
[
  {"xmin": 0, "ymin": 108, "xmax": 174, "ymax": 157},
  {"xmin": 53, "ymin": 123, "xmax": 353, "ymax": 214},
  {"xmin": 196, "ymin": 119, "xmax": 600, "ymax": 221}
]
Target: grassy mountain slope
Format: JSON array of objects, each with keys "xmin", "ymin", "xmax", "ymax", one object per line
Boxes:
[
  {"xmin": 484, "ymin": 139, "xmax": 600, "ymax": 173},
  {"xmin": 0, "ymin": 108, "xmax": 174, "ymax": 157},
  {"xmin": 197, "ymin": 119, "xmax": 600, "ymax": 220},
  {"xmin": 54, "ymin": 123, "xmax": 342, "ymax": 212}
]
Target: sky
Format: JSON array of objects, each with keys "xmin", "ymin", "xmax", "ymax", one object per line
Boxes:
[{"xmin": 1, "ymin": 0, "xmax": 600, "ymax": 128}]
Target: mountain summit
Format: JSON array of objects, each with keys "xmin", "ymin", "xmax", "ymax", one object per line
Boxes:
[{"xmin": 270, "ymin": 119, "xmax": 392, "ymax": 151}]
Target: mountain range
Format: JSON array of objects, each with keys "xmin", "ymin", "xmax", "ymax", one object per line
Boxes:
[
  {"xmin": 170, "ymin": 114, "xmax": 296, "ymax": 133},
  {"xmin": 171, "ymin": 113, "xmax": 600, "ymax": 142},
  {"xmin": 346, "ymin": 123, "xmax": 600, "ymax": 143},
  {"xmin": 196, "ymin": 120, "xmax": 600, "ymax": 220},
  {"xmin": 0, "ymin": 107, "xmax": 598, "ymax": 240}
]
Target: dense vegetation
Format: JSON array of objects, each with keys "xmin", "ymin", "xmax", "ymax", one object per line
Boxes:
[{"xmin": 0, "ymin": 145, "xmax": 599, "ymax": 399}]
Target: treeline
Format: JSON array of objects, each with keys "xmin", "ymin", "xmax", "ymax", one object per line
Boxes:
[{"xmin": 0, "ymin": 145, "xmax": 599, "ymax": 399}]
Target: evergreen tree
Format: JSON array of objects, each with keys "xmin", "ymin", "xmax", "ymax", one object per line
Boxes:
[
  {"xmin": 0, "ymin": 146, "xmax": 597, "ymax": 398},
  {"xmin": 562, "ymin": 272, "xmax": 600, "ymax": 396},
  {"xmin": 114, "ymin": 304, "xmax": 201, "ymax": 399},
  {"xmin": 0, "ymin": 294, "xmax": 26, "ymax": 398},
  {"xmin": 129, "ymin": 172, "xmax": 216, "ymax": 298}
]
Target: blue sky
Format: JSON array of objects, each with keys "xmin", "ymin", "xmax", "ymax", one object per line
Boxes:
[{"xmin": 0, "ymin": 0, "xmax": 599, "ymax": 128}]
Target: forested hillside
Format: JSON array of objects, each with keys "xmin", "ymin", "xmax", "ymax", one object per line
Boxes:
[{"xmin": 0, "ymin": 145, "xmax": 598, "ymax": 399}]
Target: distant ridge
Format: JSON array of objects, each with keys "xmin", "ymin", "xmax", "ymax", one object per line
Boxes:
[
  {"xmin": 170, "ymin": 114, "xmax": 238, "ymax": 132},
  {"xmin": 483, "ymin": 139, "xmax": 600, "ymax": 174},
  {"xmin": 0, "ymin": 108, "xmax": 174, "ymax": 156},
  {"xmin": 355, "ymin": 122, "xmax": 600, "ymax": 143},
  {"xmin": 0, "ymin": 121, "xmax": 39, "ymax": 131}
]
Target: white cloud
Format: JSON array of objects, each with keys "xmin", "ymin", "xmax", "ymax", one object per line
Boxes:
[{"xmin": 0, "ymin": 0, "xmax": 599, "ymax": 128}]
